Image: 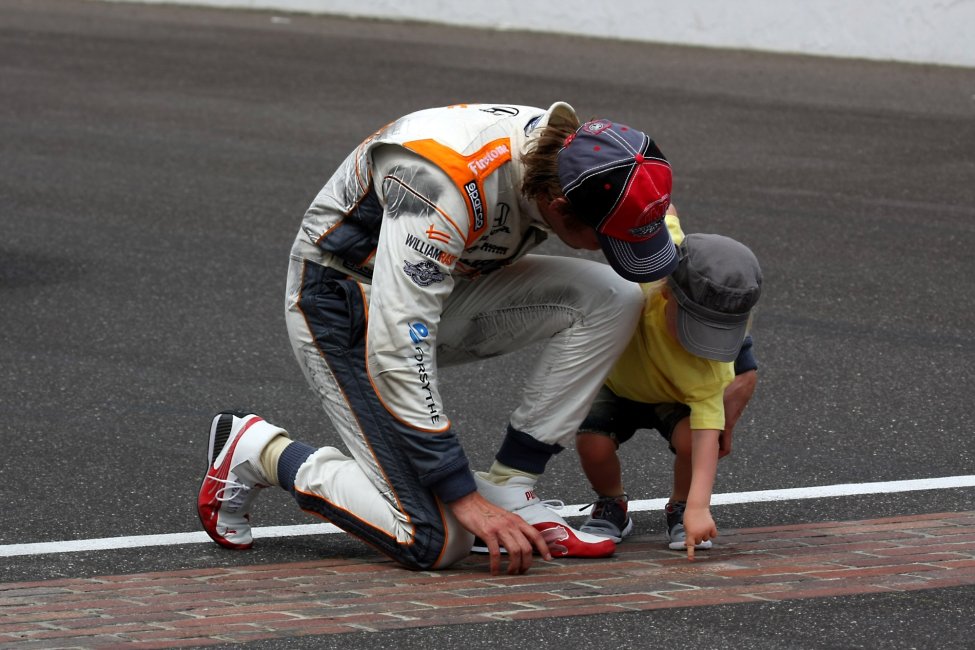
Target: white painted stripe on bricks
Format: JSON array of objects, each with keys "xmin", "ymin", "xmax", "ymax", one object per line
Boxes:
[
  {"xmin": 626, "ymin": 474, "xmax": 975, "ymax": 511},
  {"xmin": 2, "ymin": 475, "xmax": 973, "ymax": 558}
]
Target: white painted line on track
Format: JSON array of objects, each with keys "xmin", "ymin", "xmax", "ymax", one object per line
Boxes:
[{"xmin": 2, "ymin": 475, "xmax": 973, "ymax": 558}]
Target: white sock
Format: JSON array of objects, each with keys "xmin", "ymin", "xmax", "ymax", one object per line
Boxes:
[{"xmin": 482, "ymin": 460, "xmax": 540, "ymax": 485}]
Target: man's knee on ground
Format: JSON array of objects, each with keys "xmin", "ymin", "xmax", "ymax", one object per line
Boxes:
[{"xmin": 395, "ymin": 518, "xmax": 473, "ymax": 571}]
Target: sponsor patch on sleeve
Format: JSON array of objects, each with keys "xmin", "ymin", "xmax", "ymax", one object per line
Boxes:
[{"xmin": 403, "ymin": 259, "xmax": 445, "ymax": 287}]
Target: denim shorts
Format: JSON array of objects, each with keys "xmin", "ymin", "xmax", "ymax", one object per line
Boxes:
[{"xmin": 579, "ymin": 385, "xmax": 690, "ymax": 454}]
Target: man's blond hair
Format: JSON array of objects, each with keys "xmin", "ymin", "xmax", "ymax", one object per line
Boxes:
[{"xmin": 520, "ymin": 111, "xmax": 581, "ymax": 202}]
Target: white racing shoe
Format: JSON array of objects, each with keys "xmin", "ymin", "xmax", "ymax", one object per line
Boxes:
[
  {"xmin": 197, "ymin": 412, "xmax": 286, "ymax": 549},
  {"xmin": 471, "ymin": 473, "xmax": 616, "ymax": 558}
]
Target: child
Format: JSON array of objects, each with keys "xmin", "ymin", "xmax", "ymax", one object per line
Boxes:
[{"xmin": 576, "ymin": 232, "xmax": 762, "ymax": 559}]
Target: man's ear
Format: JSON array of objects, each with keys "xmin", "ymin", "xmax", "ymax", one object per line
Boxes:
[{"xmin": 548, "ymin": 196, "xmax": 572, "ymax": 216}]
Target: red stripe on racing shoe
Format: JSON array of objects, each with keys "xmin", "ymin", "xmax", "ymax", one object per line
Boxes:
[
  {"xmin": 197, "ymin": 415, "xmax": 264, "ymax": 549},
  {"xmin": 535, "ymin": 522, "xmax": 616, "ymax": 558}
]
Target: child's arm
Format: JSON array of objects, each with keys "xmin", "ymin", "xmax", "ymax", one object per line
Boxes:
[
  {"xmin": 722, "ymin": 335, "xmax": 759, "ymax": 456},
  {"xmin": 720, "ymin": 369, "xmax": 757, "ymax": 457},
  {"xmin": 684, "ymin": 427, "xmax": 720, "ymax": 560}
]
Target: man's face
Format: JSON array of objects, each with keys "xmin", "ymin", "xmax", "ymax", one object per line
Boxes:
[{"xmin": 538, "ymin": 197, "xmax": 600, "ymax": 251}]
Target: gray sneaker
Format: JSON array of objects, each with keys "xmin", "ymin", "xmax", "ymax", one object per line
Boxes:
[
  {"xmin": 579, "ymin": 495, "xmax": 634, "ymax": 543},
  {"xmin": 665, "ymin": 501, "xmax": 713, "ymax": 550}
]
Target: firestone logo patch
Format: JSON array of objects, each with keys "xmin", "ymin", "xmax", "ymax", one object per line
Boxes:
[{"xmin": 466, "ymin": 143, "xmax": 510, "ymax": 176}]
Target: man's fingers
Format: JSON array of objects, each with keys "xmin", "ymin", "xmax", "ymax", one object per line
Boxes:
[
  {"xmin": 507, "ymin": 551, "xmax": 529, "ymax": 575},
  {"xmin": 535, "ymin": 541, "xmax": 553, "ymax": 561},
  {"xmin": 507, "ymin": 545, "xmax": 529, "ymax": 575},
  {"xmin": 498, "ymin": 519, "xmax": 555, "ymax": 574},
  {"xmin": 469, "ymin": 510, "xmax": 556, "ymax": 575},
  {"xmin": 485, "ymin": 538, "xmax": 502, "ymax": 576},
  {"xmin": 499, "ymin": 530, "xmax": 532, "ymax": 575},
  {"xmin": 523, "ymin": 521, "xmax": 552, "ymax": 561},
  {"xmin": 686, "ymin": 541, "xmax": 695, "ymax": 561}
]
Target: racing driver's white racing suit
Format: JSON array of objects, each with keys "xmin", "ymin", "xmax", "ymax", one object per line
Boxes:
[{"xmin": 277, "ymin": 103, "xmax": 644, "ymax": 569}]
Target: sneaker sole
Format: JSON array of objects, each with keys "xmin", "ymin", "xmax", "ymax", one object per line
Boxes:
[
  {"xmin": 470, "ymin": 523, "xmax": 615, "ymax": 558},
  {"xmin": 618, "ymin": 516, "xmax": 634, "ymax": 541},
  {"xmin": 668, "ymin": 539, "xmax": 713, "ymax": 551},
  {"xmin": 579, "ymin": 516, "xmax": 634, "ymax": 544},
  {"xmin": 470, "ymin": 537, "xmax": 501, "ymax": 555}
]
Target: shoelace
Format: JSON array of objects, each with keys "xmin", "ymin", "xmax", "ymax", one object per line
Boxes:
[
  {"xmin": 540, "ymin": 499, "xmax": 565, "ymax": 511},
  {"xmin": 579, "ymin": 495, "xmax": 629, "ymax": 515},
  {"xmin": 666, "ymin": 501, "xmax": 687, "ymax": 524},
  {"xmin": 210, "ymin": 476, "xmax": 251, "ymax": 505}
]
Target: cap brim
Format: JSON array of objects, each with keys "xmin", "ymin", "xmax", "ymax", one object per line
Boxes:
[
  {"xmin": 675, "ymin": 306, "xmax": 748, "ymax": 362},
  {"xmin": 534, "ymin": 101, "xmax": 577, "ymax": 133},
  {"xmin": 599, "ymin": 229, "xmax": 678, "ymax": 283}
]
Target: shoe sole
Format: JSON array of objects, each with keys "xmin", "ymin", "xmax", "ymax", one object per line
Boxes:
[
  {"xmin": 470, "ymin": 522, "xmax": 615, "ymax": 558},
  {"xmin": 618, "ymin": 516, "xmax": 634, "ymax": 541},
  {"xmin": 668, "ymin": 539, "xmax": 713, "ymax": 551},
  {"xmin": 579, "ymin": 516, "xmax": 634, "ymax": 544},
  {"xmin": 470, "ymin": 538, "xmax": 502, "ymax": 555}
]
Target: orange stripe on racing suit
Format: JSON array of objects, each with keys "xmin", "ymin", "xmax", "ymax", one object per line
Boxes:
[{"xmin": 402, "ymin": 138, "xmax": 512, "ymax": 247}]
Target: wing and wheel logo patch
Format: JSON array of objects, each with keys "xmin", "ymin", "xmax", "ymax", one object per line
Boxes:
[{"xmin": 403, "ymin": 259, "xmax": 445, "ymax": 287}]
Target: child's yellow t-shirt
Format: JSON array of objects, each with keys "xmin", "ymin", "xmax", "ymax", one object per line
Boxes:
[{"xmin": 604, "ymin": 288, "xmax": 733, "ymax": 431}]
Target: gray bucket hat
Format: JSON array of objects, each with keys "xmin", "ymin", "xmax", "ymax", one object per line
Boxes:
[{"xmin": 667, "ymin": 233, "xmax": 762, "ymax": 362}]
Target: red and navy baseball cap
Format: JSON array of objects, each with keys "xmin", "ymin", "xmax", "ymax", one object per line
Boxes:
[{"xmin": 557, "ymin": 120, "xmax": 677, "ymax": 282}]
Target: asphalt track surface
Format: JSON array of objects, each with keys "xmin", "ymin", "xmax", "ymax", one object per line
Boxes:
[{"xmin": 2, "ymin": 1, "xmax": 974, "ymax": 647}]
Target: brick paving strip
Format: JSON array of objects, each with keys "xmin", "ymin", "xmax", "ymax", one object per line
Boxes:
[{"xmin": 2, "ymin": 511, "xmax": 973, "ymax": 648}]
